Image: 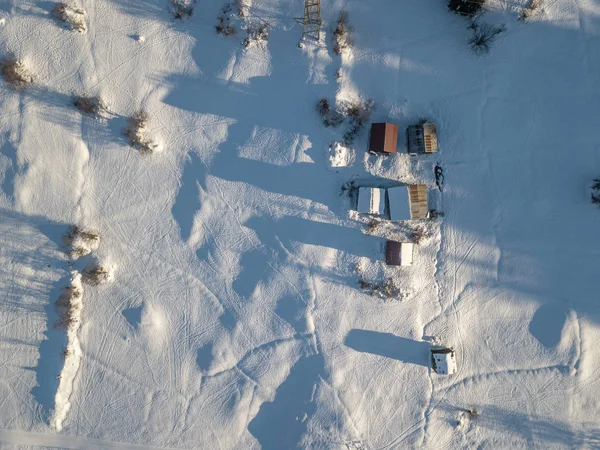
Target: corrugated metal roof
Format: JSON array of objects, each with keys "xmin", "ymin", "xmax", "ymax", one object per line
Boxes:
[
  {"xmin": 369, "ymin": 123, "xmax": 398, "ymax": 154},
  {"xmin": 357, "ymin": 187, "xmax": 385, "ymax": 215},
  {"xmin": 407, "ymin": 122, "xmax": 438, "ymax": 154}
]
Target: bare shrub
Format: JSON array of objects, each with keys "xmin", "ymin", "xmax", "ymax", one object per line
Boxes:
[
  {"xmin": 410, "ymin": 225, "xmax": 427, "ymax": 244},
  {"xmin": 0, "ymin": 58, "xmax": 33, "ymax": 90},
  {"xmin": 234, "ymin": 0, "xmax": 247, "ymax": 17},
  {"xmin": 72, "ymin": 94, "xmax": 104, "ymax": 115},
  {"xmin": 123, "ymin": 110, "xmax": 157, "ymax": 153},
  {"xmin": 51, "ymin": 2, "xmax": 87, "ymax": 32},
  {"xmin": 316, "ymin": 98, "xmax": 344, "ymax": 127},
  {"xmin": 216, "ymin": 3, "xmax": 236, "ymax": 36},
  {"xmin": 518, "ymin": 0, "xmax": 543, "ymax": 22},
  {"xmin": 243, "ymin": 21, "xmax": 269, "ymax": 48},
  {"xmin": 592, "ymin": 192, "xmax": 600, "ymax": 206},
  {"xmin": 63, "ymin": 225, "xmax": 100, "ymax": 258},
  {"xmin": 82, "ymin": 264, "xmax": 110, "ymax": 285},
  {"xmin": 333, "ymin": 11, "xmax": 354, "ymax": 55},
  {"xmin": 341, "ymin": 97, "xmax": 375, "ymax": 145},
  {"xmin": 468, "ymin": 22, "xmax": 506, "ymax": 56},
  {"xmin": 448, "ymin": 0, "xmax": 485, "ymax": 17},
  {"xmin": 169, "ymin": 0, "xmax": 196, "ymax": 20},
  {"xmin": 364, "ymin": 218, "xmax": 381, "ymax": 235},
  {"xmin": 358, "ymin": 276, "xmax": 402, "ymax": 300},
  {"xmin": 54, "ymin": 285, "xmax": 82, "ymax": 329}
]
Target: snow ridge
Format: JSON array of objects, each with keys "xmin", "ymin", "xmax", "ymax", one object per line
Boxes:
[{"xmin": 52, "ymin": 271, "xmax": 84, "ymax": 432}]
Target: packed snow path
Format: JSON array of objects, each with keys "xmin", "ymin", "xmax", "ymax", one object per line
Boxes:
[{"xmin": 0, "ymin": 0, "xmax": 599, "ymax": 449}]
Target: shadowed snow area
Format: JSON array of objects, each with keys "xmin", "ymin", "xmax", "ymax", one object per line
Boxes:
[{"xmin": 0, "ymin": 0, "xmax": 599, "ymax": 448}]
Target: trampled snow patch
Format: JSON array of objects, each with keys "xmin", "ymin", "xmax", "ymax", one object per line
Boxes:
[
  {"xmin": 328, "ymin": 142, "xmax": 355, "ymax": 169},
  {"xmin": 52, "ymin": 271, "xmax": 83, "ymax": 431}
]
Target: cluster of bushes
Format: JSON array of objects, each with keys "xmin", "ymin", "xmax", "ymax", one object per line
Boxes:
[
  {"xmin": 123, "ymin": 110, "xmax": 157, "ymax": 153},
  {"xmin": 243, "ymin": 22, "xmax": 269, "ymax": 48},
  {"xmin": 447, "ymin": 0, "xmax": 506, "ymax": 56},
  {"xmin": 55, "ymin": 284, "xmax": 82, "ymax": 329},
  {"xmin": 0, "ymin": 57, "xmax": 33, "ymax": 90},
  {"xmin": 169, "ymin": 0, "xmax": 196, "ymax": 20},
  {"xmin": 316, "ymin": 97, "xmax": 374, "ymax": 145},
  {"xmin": 51, "ymin": 2, "xmax": 87, "ymax": 32},
  {"xmin": 216, "ymin": 3, "xmax": 238, "ymax": 36},
  {"xmin": 358, "ymin": 276, "xmax": 402, "ymax": 300},
  {"xmin": 592, "ymin": 178, "xmax": 600, "ymax": 206},
  {"xmin": 519, "ymin": 0, "xmax": 543, "ymax": 22}
]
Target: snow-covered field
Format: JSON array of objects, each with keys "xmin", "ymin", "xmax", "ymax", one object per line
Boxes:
[{"xmin": 0, "ymin": 0, "xmax": 600, "ymax": 448}]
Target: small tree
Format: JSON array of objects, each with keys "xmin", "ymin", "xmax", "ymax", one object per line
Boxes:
[
  {"xmin": 316, "ymin": 98, "xmax": 344, "ymax": 127},
  {"xmin": 82, "ymin": 264, "xmax": 110, "ymax": 285},
  {"xmin": 55, "ymin": 285, "xmax": 82, "ymax": 329},
  {"xmin": 468, "ymin": 22, "xmax": 506, "ymax": 56},
  {"xmin": 448, "ymin": 0, "xmax": 485, "ymax": 17},
  {"xmin": 0, "ymin": 57, "xmax": 33, "ymax": 90},
  {"xmin": 123, "ymin": 110, "xmax": 157, "ymax": 153},
  {"xmin": 342, "ymin": 97, "xmax": 374, "ymax": 145}
]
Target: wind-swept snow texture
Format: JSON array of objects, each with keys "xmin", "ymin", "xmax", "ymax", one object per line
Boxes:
[{"xmin": 0, "ymin": 0, "xmax": 599, "ymax": 448}]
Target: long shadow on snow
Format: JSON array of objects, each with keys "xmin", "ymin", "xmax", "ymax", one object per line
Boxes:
[
  {"xmin": 0, "ymin": 136, "xmax": 19, "ymax": 200},
  {"xmin": 248, "ymin": 352, "xmax": 325, "ymax": 450},
  {"xmin": 172, "ymin": 152, "xmax": 205, "ymax": 242},
  {"xmin": 0, "ymin": 209, "xmax": 71, "ymax": 418},
  {"xmin": 344, "ymin": 329, "xmax": 429, "ymax": 367}
]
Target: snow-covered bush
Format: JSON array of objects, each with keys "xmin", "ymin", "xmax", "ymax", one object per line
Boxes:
[
  {"xmin": 216, "ymin": 4, "xmax": 236, "ymax": 36},
  {"xmin": 123, "ymin": 110, "xmax": 157, "ymax": 153},
  {"xmin": 55, "ymin": 284, "xmax": 82, "ymax": 329},
  {"xmin": 448, "ymin": 0, "xmax": 485, "ymax": 17},
  {"xmin": 358, "ymin": 277, "xmax": 402, "ymax": 300},
  {"xmin": 243, "ymin": 22, "xmax": 269, "ymax": 48},
  {"xmin": 342, "ymin": 97, "xmax": 375, "ymax": 145},
  {"xmin": 333, "ymin": 11, "xmax": 354, "ymax": 55},
  {"xmin": 82, "ymin": 263, "xmax": 111, "ymax": 285},
  {"xmin": 51, "ymin": 2, "xmax": 87, "ymax": 32},
  {"xmin": 519, "ymin": 0, "xmax": 543, "ymax": 22},
  {"xmin": 468, "ymin": 22, "xmax": 506, "ymax": 56},
  {"xmin": 0, "ymin": 57, "xmax": 33, "ymax": 90},
  {"xmin": 72, "ymin": 94, "xmax": 105, "ymax": 115},
  {"xmin": 316, "ymin": 98, "xmax": 344, "ymax": 127},
  {"xmin": 169, "ymin": 0, "xmax": 196, "ymax": 20},
  {"xmin": 64, "ymin": 225, "xmax": 100, "ymax": 259}
]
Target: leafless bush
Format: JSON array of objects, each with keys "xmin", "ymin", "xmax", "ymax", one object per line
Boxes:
[
  {"xmin": 63, "ymin": 225, "xmax": 100, "ymax": 258},
  {"xmin": 61, "ymin": 347, "xmax": 71, "ymax": 359},
  {"xmin": 51, "ymin": 2, "xmax": 87, "ymax": 32},
  {"xmin": 410, "ymin": 225, "xmax": 427, "ymax": 244},
  {"xmin": 592, "ymin": 179, "xmax": 600, "ymax": 206},
  {"xmin": 72, "ymin": 94, "xmax": 104, "ymax": 115},
  {"xmin": 364, "ymin": 218, "xmax": 381, "ymax": 235},
  {"xmin": 518, "ymin": 0, "xmax": 543, "ymax": 21},
  {"xmin": 169, "ymin": 0, "xmax": 196, "ymax": 20},
  {"xmin": 54, "ymin": 285, "xmax": 82, "ymax": 329},
  {"xmin": 358, "ymin": 276, "xmax": 402, "ymax": 300},
  {"xmin": 316, "ymin": 98, "xmax": 344, "ymax": 127},
  {"xmin": 342, "ymin": 97, "xmax": 375, "ymax": 145},
  {"xmin": 468, "ymin": 22, "xmax": 506, "ymax": 56},
  {"xmin": 448, "ymin": 0, "xmax": 485, "ymax": 17},
  {"xmin": 82, "ymin": 264, "xmax": 110, "ymax": 285},
  {"xmin": 333, "ymin": 11, "xmax": 354, "ymax": 55},
  {"xmin": 123, "ymin": 110, "xmax": 157, "ymax": 153},
  {"xmin": 216, "ymin": 3, "xmax": 237, "ymax": 36},
  {"xmin": 0, "ymin": 58, "xmax": 33, "ymax": 90},
  {"xmin": 243, "ymin": 22, "xmax": 269, "ymax": 47},
  {"xmin": 234, "ymin": 0, "xmax": 247, "ymax": 17}
]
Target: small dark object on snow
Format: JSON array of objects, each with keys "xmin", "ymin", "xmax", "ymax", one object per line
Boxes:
[{"xmin": 434, "ymin": 163, "xmax": 444, "ymax": 192}]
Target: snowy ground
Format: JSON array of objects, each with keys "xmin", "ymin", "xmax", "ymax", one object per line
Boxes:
[{"xmin": 0, "ymin": 0, "xmax": 600, "ymax": 448}]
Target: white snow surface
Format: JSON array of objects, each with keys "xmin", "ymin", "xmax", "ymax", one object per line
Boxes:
[
  {"xmin": 0, "ymin": 0, "xmax": 599, "ymax": 449},
  {"xmin": 387, "ymin": 185, "xmax": 411, "ymax": 221}
]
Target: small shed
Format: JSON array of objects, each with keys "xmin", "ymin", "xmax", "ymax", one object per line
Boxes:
[
  {"xmin": 386, "ymin": 241, "xmax": 414, "ymax": 266},
  {"xmin": 407, "ymin": 122, "xmax": 438, "ymax": 155},
  {"xmin": 357, "ymin": 187, "xmax": 386, "ymax": 215},
  {"xmin": 369, "ymin": 123, "xmax": 399, "ymax": 154},
  {"xmin": 431, "ymin": 347, "xmax": 457, "ymax": 375},
  {"xmin": 387, "ymin": 184, "xmax": 428, "ymax": 220}
]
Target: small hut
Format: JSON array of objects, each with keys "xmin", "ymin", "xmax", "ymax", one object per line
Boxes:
[
  {"xmin": 431, "ymin": 347, "xmax": 457, "ymax": 375},
  {"xmin": 369, "ymin": 123, "xmax": 399, "ymax": 154},
  {"xmin": 356, "ymin": 187, "xmax": 386, "ymax": 215},
  {"xmin": 385, "ymin": 241, "xmax": 414, "ymax": 266},
  {"xmin": 387, "ymin": 184, "xmax": 428, "ymax": 220},
  {"xmin": 407, "ymin": 122, "xmax": 438, "ymax": 155}
]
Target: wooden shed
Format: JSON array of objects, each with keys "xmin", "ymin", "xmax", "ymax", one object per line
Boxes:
[
  {"xmin": 385, "ymin": 241, "xmax": 414, "ymax": 266},
  {"xmin": 388, "ymin": 184, "xmax": 428, "ymax": 220},
  {"xmin": 407, "ymin": 122, "xmax": 438, "ymax": 155},
  {"xmin": 369, "ymin": 123, "xmax": 399, "ymax": 154},
  {"xmin": 431, "ymin": 347, "xmax": 457, "ymax": 375}
]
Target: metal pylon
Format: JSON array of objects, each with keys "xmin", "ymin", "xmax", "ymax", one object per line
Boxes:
[{"xmin": 302, "ymin": 0, "xmax": 321, "ymax": 42}]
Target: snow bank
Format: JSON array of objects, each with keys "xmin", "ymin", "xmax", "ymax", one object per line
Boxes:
[{"xmin": 52, "ymin": 271, "xmax": 84, "ymax": 431}]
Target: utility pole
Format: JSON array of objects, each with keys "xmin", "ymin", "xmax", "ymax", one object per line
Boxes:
[{"xmin": 301, "ymin": 0, "xmax": 321, "ymax": 42}]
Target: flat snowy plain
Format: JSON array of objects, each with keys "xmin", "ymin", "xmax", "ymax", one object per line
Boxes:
[{"xmin": 0, "ymin": 0, "xmax": 600, "ymax": 448}]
